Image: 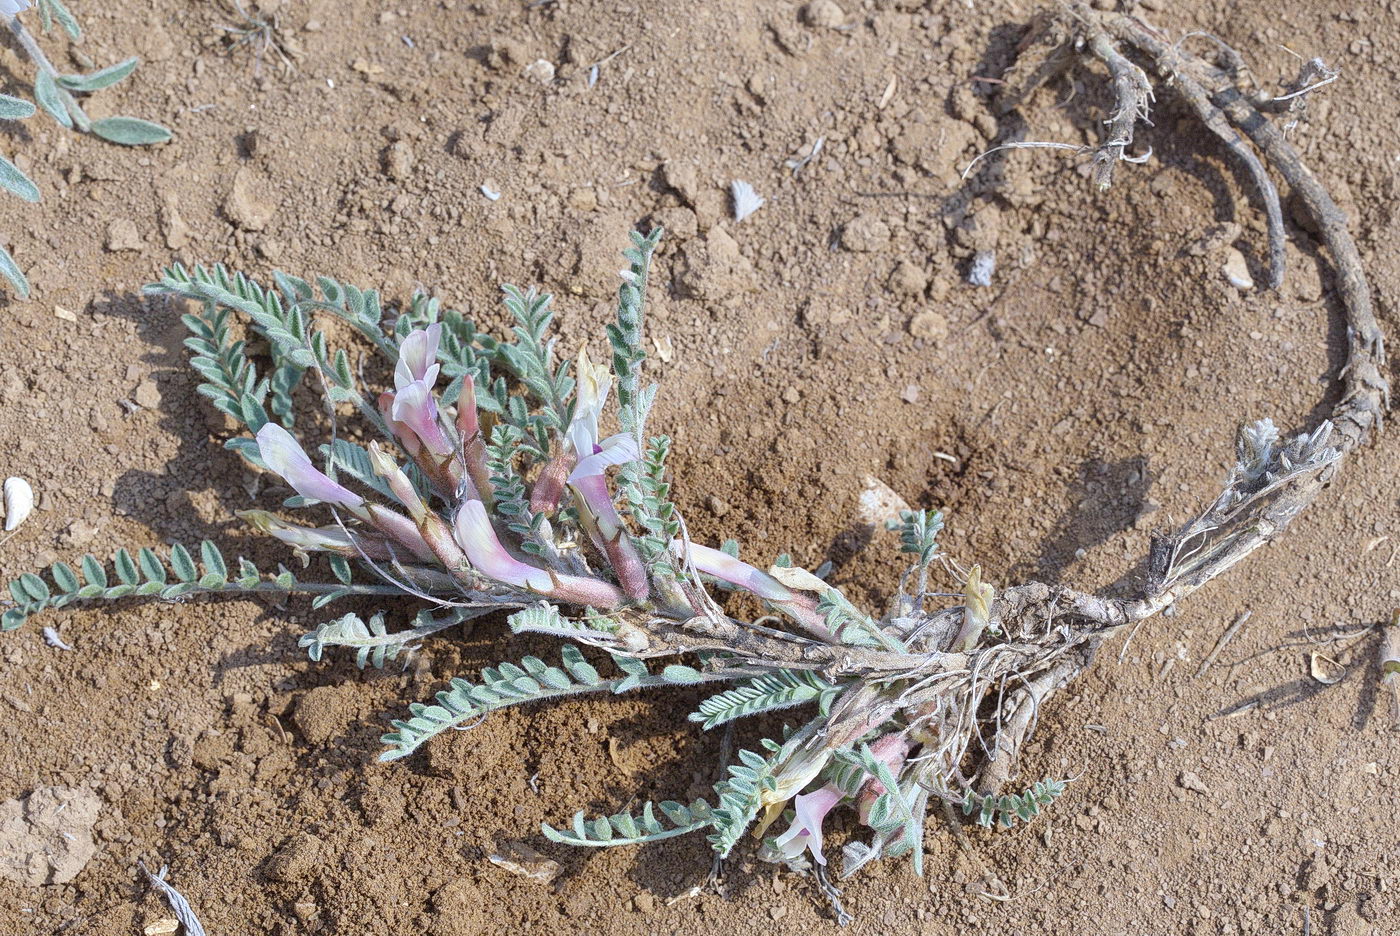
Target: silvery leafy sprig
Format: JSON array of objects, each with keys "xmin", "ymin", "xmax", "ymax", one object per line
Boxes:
[{"xmin": 0, "ymin": 0, "xmax": 172, "ymax": 297}]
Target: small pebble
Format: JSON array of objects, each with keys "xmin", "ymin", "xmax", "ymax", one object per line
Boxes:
[
  {"xmin": 1178, "ymin": 770, "xmax": 1210, "ymax": 794},
  {"xmin": 968, "ymin": 250, "xmax": 996, "ymax": 287},
  {"xmin": 1222, "ymin": 248, "xmax": 1254, "ymax": 290},
  {"xmin": 524, "ymin": 60, "xmax": 555, "ymax": 84},
  {"xmin": 803, "ymin": 0, "xmax": 845, "ymax": 28}
]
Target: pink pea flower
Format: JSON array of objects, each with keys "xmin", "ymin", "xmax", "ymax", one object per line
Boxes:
[
  {"xmin": 390, "ymin": 379, "xmax": 454, "ymax": 456},
  {"xmin": 529, "ymin": 451, "xmax": 577, "ymax": 514},
  {"xmin": 568, "ymin": 434, "xmax": 648, "ymax": 601},
  {"xmin": 239, "ymin": 509, "xmax": 429, "ymax": 563},
  {"xmin": 856, "ymin": 734, "xmax": 913, "ymax": 825},
  {"xmin": 238, "ymin": 510, "xmax": 361, "ymax": 554},
  {"xmin": 394, "ymin": 323, "xmax": 442, "ymax": 390},
  {"xmin": 367, "ymin": 441, "xmax": 428, "ymax": 520},
  {"xmin": 255, "ymin": 423, "xmax": 364, "ymax": 509},
  {"xmin": 568, "ymin": 433, "xmax": 639, "ymax": 484},
  {"xmin": 452, "ymin": 499, "xmax": 624, "ymax": 608},
  {"xmin": 565, "ymin": 346, "xmax": 611, "ymax": 460},
  {"xmin": 455, "ymin": 371, "xmax": 480, "ymax": 439},
  {"xmin": 671, "ymin": 540, "xmax": 793, "ymax": 601},
  {"xmin": 669, "ymin": 540, "xmax": 833, "ymax": 638},
  {"xmin": 773, "ymin": 784, "xmax": 844, "ymax": 866},
  {"xmin": 366, "ymin": 442, "xmax": 469, "ymax": 570},
  {"xmin": 454, "ymin": 373, "xmax": 492, "ymax": 500},
  {"xmin": 378, "ymin": 391, "xmax": 422, "ymax": 456},
  {"xmin": 559, "ymin": 347, "xmax": 647, "ymax": 600}
]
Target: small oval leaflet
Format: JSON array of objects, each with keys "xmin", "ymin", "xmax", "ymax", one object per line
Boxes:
[
  {"xmin": 58, "ymin": 56, "xmax": 139, "ymax": 94},
  {"xmin": 0, "ymin": 245, "xmax": 28, "ymax": 298},
  {"xmin": 0, "ymin": 93, "xmax": 35, "ymax": 121},
  {"xmin": 32, "ymin": 71, "xmax": 72, "ymax": 129},
  {"xmin": 91, "ymin": 116, "xmax": 172, "ymax": 146},
  {"xmin": 0, "ymin": 154, "xmax": 42, "ymax": 203}
]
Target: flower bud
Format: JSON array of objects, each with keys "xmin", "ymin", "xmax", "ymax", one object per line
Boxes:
[{"xmin": 256, "ymin": 424, "xmax": 364, "ymax": 509}]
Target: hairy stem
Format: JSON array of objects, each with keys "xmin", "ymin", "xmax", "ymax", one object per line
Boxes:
[{"xmin": 7, "ymin": 16, "xmax": 90, "ymax": 132}]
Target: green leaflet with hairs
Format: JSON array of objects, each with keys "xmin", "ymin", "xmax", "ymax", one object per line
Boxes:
[
  {"xmin": 496, "ymin": 285, "xmax": 575, "ymax": 437},
  {"xmin": 894, "ymin": 509, "xmax": 944, "ymax": 569},
  {"xmin": 689, "ymin": 669, "xmax": 836, "ymax": 730},
  {"xmin": 90, "ymin": 117, "xmax": 171, "ymax": 146},
  {"xmin": 1, "ymin": 540, "xmax": 396, "ymax": 632},
  {"xmin": 960, "ymin": 777, "xmax": 1070, "ymax": 828},
  {"xmin": 38, "ymin": 0, "xmax": 81, "ymax": 39},
  {"xmin": 57, "ymin": 57, "xmax": 138, "ymax": 93},
  {"xmin": 507, "ymin": 603, "xmax": 618, "ymax": 640},
  {"xmin": 542, "ymin": 799, "xmax": 714, "ymax": 847},
  {"xmin": 300, "ymin": 607, "xmax": 494, "ymax": 669},
  {"xmin": 378, "ymin": 646, "xmax": 740, "ymax": 762},
  {"xmin": 181, "ymin": 298, "xmax": 270, "ymax": 459},
  {"xmin": 151, "ymin": 264, "xmax": 368, "ymax": 428},
  {"xmin": 540, "ymin": 744, "xmax": 782, "ymax": 856},
  {"xmin": 485, "ymin": 423, "xmax": 548, "ymax": 555},
  {"xmin": 818, "ymin": 589, "xmax": 905, "ymax": 651},
  {"xmin": 0, "ymin": 244, "xmax": 29, "ymax": 298},
  {"xmin": 607, "ymin": 229, "xmax": 664, "ymax": 440},
  {"xmin": 705, "ymin": 746, "xmax": 780, "ymax": 858},
  {"xmin": 619, "ymin": 435, "xmax": 680, "ymax": 569}
]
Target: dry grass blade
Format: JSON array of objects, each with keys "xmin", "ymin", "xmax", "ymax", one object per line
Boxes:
[{"xmin": 1195, "ymin": 611, "xmax": 1251, "ymax": 677}]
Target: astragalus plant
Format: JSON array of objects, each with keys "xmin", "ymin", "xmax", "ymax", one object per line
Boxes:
[{"xmin": 1, "ymin": 217, "xmax": 1385, "ymax": 920}]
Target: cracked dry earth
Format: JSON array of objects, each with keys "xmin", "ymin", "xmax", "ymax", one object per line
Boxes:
[{"xmin": 0, "ymin": 0, "xmax": 1397, "ymax": 934}]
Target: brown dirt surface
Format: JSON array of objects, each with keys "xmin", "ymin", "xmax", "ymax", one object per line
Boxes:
[{"xmin": 1, "ymin": 1, "xmax": 1397, "ymax": 934}]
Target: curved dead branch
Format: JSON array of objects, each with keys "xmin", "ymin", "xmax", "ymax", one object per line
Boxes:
[{"xmin": 959, "ymin": 3, "xmax": 1389, "ymax": 793}]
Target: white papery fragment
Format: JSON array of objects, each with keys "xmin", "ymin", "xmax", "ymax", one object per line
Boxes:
[{"xmin": 3, "ymin": 476, "xmax": 33, "ymax": 532}]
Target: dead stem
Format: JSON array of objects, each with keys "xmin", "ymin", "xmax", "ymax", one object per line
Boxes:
[
  {"xmin": 950, "ymin": 2, "xmax": 1389, "ymax": 794},
  {"xmin": 1080, "ymin": 23, "xmax": 1153, "ymax": 191}
]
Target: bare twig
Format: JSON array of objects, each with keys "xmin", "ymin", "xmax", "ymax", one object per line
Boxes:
[
  {"xmin": 1382, "ymin": 610, "xmax": 1400, "ymax": 727},
  {"xmin": 1196, "ymin": 610, "xmax": 1251, "ymax": 677},
  {"xmin": 139, "ymin": 863, "xmax": 207, "ymax": 936},
  {"xmin": 1081, "ymin": 24, "xmax": 1154, "ymax": 191},
  {"xmin": 960, "ymin": 141, "xmax": 1091, "ymax": 180}
]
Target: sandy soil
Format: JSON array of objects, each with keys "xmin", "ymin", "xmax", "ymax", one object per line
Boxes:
[{"xmin": 0, "ymin": 0, "xmax": 1396, "ymax": 933}]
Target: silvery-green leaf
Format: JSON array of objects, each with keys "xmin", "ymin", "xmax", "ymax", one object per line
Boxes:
[
  {"xmin": 91, "ymin": 116, "xmax": 171, "ymax": 146},
  {"xmin": 33, "ymin": 72, "xmax": 72, "ymax": 129},
  {"xmin": 0, "ymin": 94, "xmax": 35, "ymax": 120},
  {"xmin": 59, "ymin": 57, "xmax": 139, "ymax": 93},
  {"xmin": 41, "ymin": 0, "xmax": 81, "ymax": 40},
  {"xmin": 0, "ymin": 155, "xmax": 40, "ymax": 203},
  {"xmin": 0, "ymin": 244, "xmax": 28, "ymax": 298}
]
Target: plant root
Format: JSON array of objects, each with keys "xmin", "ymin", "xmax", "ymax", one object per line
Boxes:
[{"xmin": 953, "ymin": 2, "xmax": 1390, "ymax": 793}]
